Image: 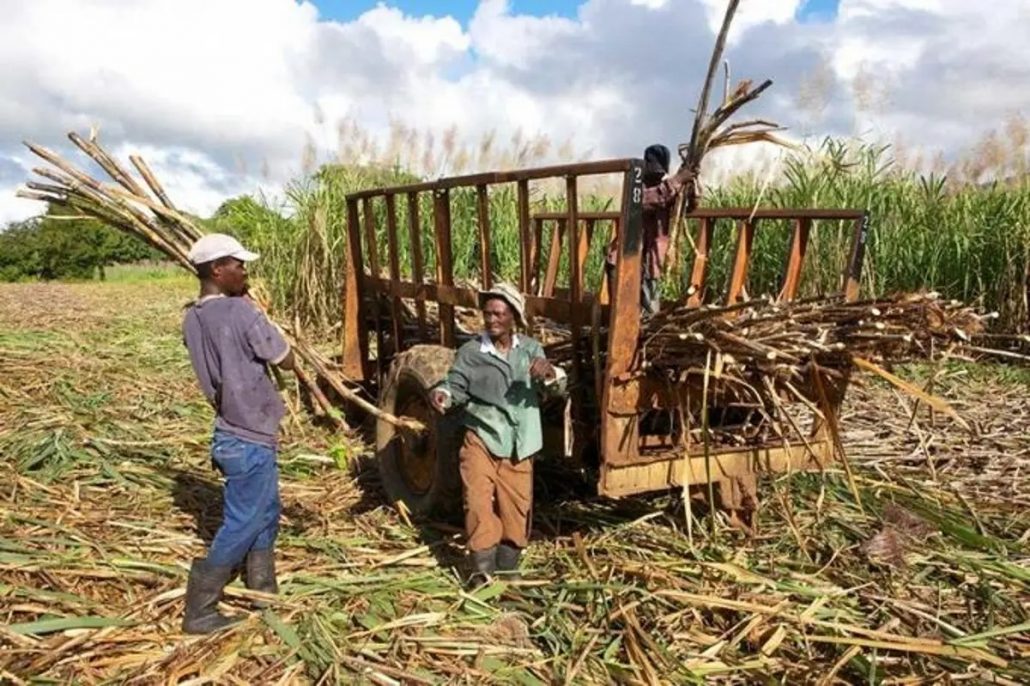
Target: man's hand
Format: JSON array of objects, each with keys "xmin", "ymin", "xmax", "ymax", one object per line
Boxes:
[
  {"xmin": 529, "ymin": 357, "xmax": 555, "ymax": 381},
  {"xmin": 429, "ymin": 389, "xmax": 450, "ymax": 414}
]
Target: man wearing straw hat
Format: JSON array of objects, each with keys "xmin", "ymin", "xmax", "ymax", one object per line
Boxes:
[
  {"xmin": 430, "ymin": 283, "xmax": 567, "ymax": 585},
  {"xmin": 180, "ymin": 233, "xmax": 294, "ymax": 633}
]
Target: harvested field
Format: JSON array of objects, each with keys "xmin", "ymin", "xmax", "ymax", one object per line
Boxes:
[{"xmin": 1, "ymin": 280, "xmax": 1028, "ymax": 684}]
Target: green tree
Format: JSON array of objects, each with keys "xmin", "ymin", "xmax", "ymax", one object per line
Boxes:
[{"xmin": 0, "ymin": 205, "xmax": 161, "ymax": 282}]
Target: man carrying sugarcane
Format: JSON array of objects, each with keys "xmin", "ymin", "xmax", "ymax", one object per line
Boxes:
[
  {"xmin": 429, "ymin": 283, "xmax": 567, "ymax": 585},
  {"xmin": 606, "ymin": 143, "xmax": 679, "ymax": 314},
  {"xmin": 180, "ymin": 233, "xmax": 294, "ymax": 634}
]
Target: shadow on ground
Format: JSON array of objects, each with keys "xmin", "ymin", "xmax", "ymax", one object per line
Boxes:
[{"xmin": 169, "ymin": 470, "xmax": 322, "ymax": 544}]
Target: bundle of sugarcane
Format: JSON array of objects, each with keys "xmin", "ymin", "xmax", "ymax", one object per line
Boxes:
[
  {"xmin": 17, "ymin": 131, "xmax": 424, "ymax": 435},
  {"xmin": 638, "ymin": 292, "xmax": 990, "ymax": 373},
  {"xmin": 667, "ymin": 0, "xmax": 791, "ymax": 215}
]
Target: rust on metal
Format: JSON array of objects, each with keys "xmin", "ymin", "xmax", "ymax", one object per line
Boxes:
[
  {"xmin": 531, "ymin": 217, "xmax": 544, "ymax": 293},
  {"xmin": 347, "ymin": 158, "xmax": 635, "ymax": 200},
  {"xmin": 361, "ymin": 276, "xmax": 607, "ymax": 322},
  {"xmin": 342, "ymin": 198, "xmax": 366, "ymax": 379},
  {"xmin": 432, "ymin": 189, "xmax": 457, "ymax": 348},
  {"xmin": 476, "ymin": 185, "xmax": 492, "ymax": 289},
  {"xmin": 406, "ymin": 192, "xmax": 428, "ymax": 339},
  {"xmin": 726, "ymin": 219, "xmax": 755, "ymax": 305},
  {"xmin": 567, "ymin": 175, "xmax": 583, "ymax": 355},
  {"xmin": 844, "ymin": 214, "xmax": 869, "ymax": 301},
  {"xmin": 542, "ymin": 219, "xmax": 565, "ymax": 298},
  {"xmin": 534, "ymin": 210, "xmax": 621, "ymax": 222},
  {"xmin": 516, "ymin": 180, "xmax": 533, "ymax": 301},
  {"xmin": 600, "ymin": 158, "xmax": 645, "ymax": 475},
  {"xmin": 780, "ymin": 217, "xmax": 811, "ymax": 301},
  {"xmin": 384, "ymin": 193, "xmax": 404, "ymax": 352},
  {"xmin": 341, "ymin": 156, "xmax": 870, "ymax": 504},
  {"xmin": 362, "ymin": 197, "xmax": 385, "ymax": 379},
  {"xmin": 687, "ymin": 217, "xmax": 714, "ymax": 307}
]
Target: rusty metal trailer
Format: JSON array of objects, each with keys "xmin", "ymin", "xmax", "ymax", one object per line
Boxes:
[{"xmin": 341, "ymin": 158, "xmax": 868, "ymax": 517}]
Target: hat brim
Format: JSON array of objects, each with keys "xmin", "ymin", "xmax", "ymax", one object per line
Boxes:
[
  {"xmin": 230, "ymin": 249, "xmax": 260, "ymax": 262},
  {"xmin": 478, "ymin": 291, "xmax": 527, "ymax": 328}
]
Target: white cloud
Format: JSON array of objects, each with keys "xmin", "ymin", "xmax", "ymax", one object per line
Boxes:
[{"xmin": 1, "ymin": 0, "xmax": 1027, "ymax": 224}]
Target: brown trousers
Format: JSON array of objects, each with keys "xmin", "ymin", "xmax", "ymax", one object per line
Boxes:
[{"xmin": 459, "ymin": 430, "xmax": 533, "ymax": 552}]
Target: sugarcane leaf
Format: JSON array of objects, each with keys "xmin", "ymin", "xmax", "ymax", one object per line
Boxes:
[{"xmin": 6, "ymin": 615, "xmax": 133, "ymax": 635}]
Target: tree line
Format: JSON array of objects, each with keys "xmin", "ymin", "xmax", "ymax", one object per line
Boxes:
[{"xmin": 0, "ymin": 206, "xmax": 177, "ymax": 281}]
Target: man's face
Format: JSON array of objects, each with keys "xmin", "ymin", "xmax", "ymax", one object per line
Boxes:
[
  {"xmin": 482, "ymin": 298, "xmax": 515, "ymax": 338},
  {"xmin": 212, "ymin": 258, "xmax": 249, "ymax": 296}
]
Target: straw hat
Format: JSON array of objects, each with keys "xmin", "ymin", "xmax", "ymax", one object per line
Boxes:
[{"xmin": 477, "ymin": 282, "xmax": 527, "ymax": 328}]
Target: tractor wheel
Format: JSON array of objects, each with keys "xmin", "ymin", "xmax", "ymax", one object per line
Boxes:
[{"xmin": 376, "ymin": 345, "xmax": 462, "ymax": 518}]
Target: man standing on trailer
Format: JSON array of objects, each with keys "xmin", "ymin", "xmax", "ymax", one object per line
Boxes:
[
  {"xmin": 180, "ymin": 233, "xmax": 294, "ymax": 633},
  {"xmin": 429, "ymin": 283, "xmax": 567, "ymax": 585},
  {"xmin": 606, "ymin": 143, "xmax": 679, "ymax": 313}
]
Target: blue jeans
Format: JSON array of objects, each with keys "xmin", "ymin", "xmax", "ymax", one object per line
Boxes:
[{"xmin": 205, "ymin": 430, "xmax": 280, "ymax": 568}]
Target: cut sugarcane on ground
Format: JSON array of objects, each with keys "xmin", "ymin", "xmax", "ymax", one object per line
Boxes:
[{"xmin": 2, "ymin": 279, "xmax": 1028, "ymax": 684}]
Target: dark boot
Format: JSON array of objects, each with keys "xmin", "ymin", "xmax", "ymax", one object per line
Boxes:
[
  {"xmin": 496, "ymin": 543, "xmax": 523, "ymax": 580},
  {"xmin": 182, "ymin": 558, "xmax": 239, "ymax": 634},
  {"xmin": 467, "ymin": 546, "xmax": 497, "ymax": 588},
  {"xmin": 245, "ymin": 548, "xmax": 278, "ymax": 607}
]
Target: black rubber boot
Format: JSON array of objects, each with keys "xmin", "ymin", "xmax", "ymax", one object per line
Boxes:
[
  {"xmin": 182, "ymin": 558, "xmax": 240, "ymax": 634},
  {"xmin": 467, "ymin": 546, "xmax": 497, "ymax": 588},
  {"xmin": 245, "ymin": 548, "xmax": 278, "ymax": 607},
  {"xmin": 496, "ymin": 542, "xmax": 523, "ymax": 580}
]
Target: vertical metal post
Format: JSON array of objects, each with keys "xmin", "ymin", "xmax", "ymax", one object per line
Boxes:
[
  {"xmin": 406, "ymin": 192, "xmax": 427, "ymax": 340},
  {"xmin": 476, "ymin": 185, "xmax": 492, "ymax": 289},
  {"xmin": 543, "ymin": 219, "xmax": 565, "ymax": 298},
  {"xmin": 844, "ymin": 213, "xmax": 869, "ymax": 301},
  {"xmin": 433, "ymin": 189, "xmax": 456, "ymax": 347},
  {"xmin": 517, "ymin": 180, "xmax": 532, "ymax": 294},
  {"xmin": 343, "ymin": 198, "xmax": 367, "ymax": 380},
  {"xmin": 780, "ymin": 217, "xmax": 811, "ymax": 301},
  {"xmin": 600, "ymin": 160, "xmax": 645, "ymax": 488},
  {"xmin": 726, "ymin": 219, "xmax": 755, "ymax": 305},
  {"xmin": 384, "ymin": 193, "xmax": 404, "ymax": 354},
  {"xmin": 687, "ymin": 217, "xmax": 713, "ymax": 307},
  {"xmin": 361, "ymin": 197, "xmax": 384, "ymax": 380}
]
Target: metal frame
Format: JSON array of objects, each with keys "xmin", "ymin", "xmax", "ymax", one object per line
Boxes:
[{"xmin": 342, "ymin": 158, "xmax": 869, "ymax": 500}]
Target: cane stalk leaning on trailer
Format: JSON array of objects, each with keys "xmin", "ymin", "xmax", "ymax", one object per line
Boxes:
[
  {"xmin": 179, "ymin": 233, "xmax": 294, "ymax": 634},
  {"xmin": 429, "ymin": 283, "xmax": 568, "ymax": 586}
]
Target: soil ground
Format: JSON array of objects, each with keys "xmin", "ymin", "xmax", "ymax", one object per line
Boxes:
[{"xmin": 1, "ymin": 279, "xmax": 1027, "ymax": 684}]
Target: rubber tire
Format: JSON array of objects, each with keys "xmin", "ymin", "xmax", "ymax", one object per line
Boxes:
[{"xmin": 376, "ymin": 345, "xmax": 462, "ymax": 518}]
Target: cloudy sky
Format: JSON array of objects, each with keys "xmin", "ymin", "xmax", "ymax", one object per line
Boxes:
[{"xmin": 1, "ymin": 0, "xmax": 1027, "ymax": 223}]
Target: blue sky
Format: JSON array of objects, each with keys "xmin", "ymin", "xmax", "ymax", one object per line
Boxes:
[
  {"xmin": 310, "ymin": 1, "xmax": 842, "ymax": 25},
  {"xmin": 311, "ymin": 0, "xmax": 579, "ymax": 23}
]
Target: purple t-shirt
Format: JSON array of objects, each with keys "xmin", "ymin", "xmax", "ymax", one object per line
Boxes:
[{"xmin": 182, "ymin": 295, "xmax": 289, "ymax": 447}]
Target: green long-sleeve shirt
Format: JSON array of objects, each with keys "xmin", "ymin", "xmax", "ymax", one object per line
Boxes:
[{"xmin": 436, "ymin": 333, "xmax": 567, "ymax": 460}]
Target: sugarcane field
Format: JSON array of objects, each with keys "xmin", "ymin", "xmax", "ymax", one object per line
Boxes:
[{"xmin": 2, "ymin": 1, "xmax": 1029, "ymax": 684}]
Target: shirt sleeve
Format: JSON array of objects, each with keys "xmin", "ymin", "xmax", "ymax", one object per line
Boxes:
[
  {"xmin": 642, "ymin": 181, "xmax": 677, "ymax": 211},
  {"xmin": 527, "ymin": 338, "xmax": 568, "ymax": 398},
  {"xmin": 238, "ymin": 301, "xmax": 290, "ymax": 364},
  {"xmin": 436, "ymin": 344, "xmax": 474, "ymax": 408}
]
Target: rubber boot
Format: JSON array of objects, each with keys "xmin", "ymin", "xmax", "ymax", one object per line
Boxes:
[
  {"xmin": 496, "ymin": 542, "xmax": 523, "ymax": 580},
  {"xmin": 182, "ymin": 558, "xmax": 239, "ymax": 634},
  {"xmin": 467, "ymin": 546, "xmax": 497, "ymax": 589},
  {"xmin": 245, "ymin": 548, "xmax": 278, "ymax": 608}
]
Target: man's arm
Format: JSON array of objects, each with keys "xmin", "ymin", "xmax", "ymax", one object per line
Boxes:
[
  {"xmin": 528, "ymin": 340, "xmax": 568, "ymax": 397},
  {"xmin": 430, "ymin": 346, "xmax": 473, "ymax": 412},
  {"xmin": 642, "ymin": 178, "xmax": 680, "ymax": 211},
  {"xmin": 240, "ymin": 300, "xmax": 292, "ymax": 368},
  {"xmin": 273, "ymin": 349, "xmax": 295, "ymax": 371}
]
